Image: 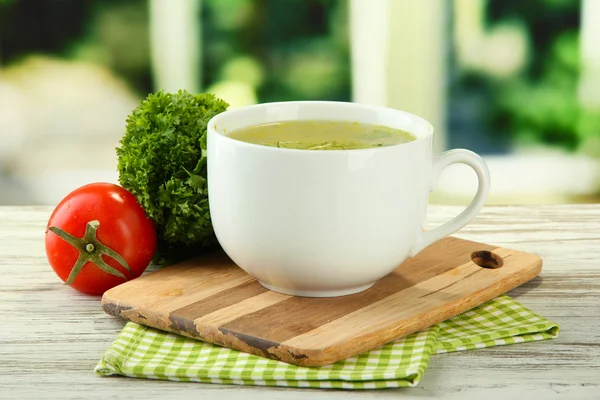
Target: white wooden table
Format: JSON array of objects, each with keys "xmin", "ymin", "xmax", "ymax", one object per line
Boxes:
[{"xmin": 2, "ymin": 205, "xmax": 599, "ymax": 399}]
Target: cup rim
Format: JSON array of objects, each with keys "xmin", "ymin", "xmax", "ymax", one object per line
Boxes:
[{"xmin": 207, "ymin": 100, "xmax": 435, "ymax": 153}]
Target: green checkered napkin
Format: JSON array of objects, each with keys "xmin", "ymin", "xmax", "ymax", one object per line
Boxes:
[{"xmin": 95, "ymin": 295, "xmax": 559, "ymax": 389}]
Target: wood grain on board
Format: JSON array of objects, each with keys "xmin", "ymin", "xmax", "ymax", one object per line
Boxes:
[{"xmin": 101, "ymin": 236, "xmax": 542, "ymax": 366}]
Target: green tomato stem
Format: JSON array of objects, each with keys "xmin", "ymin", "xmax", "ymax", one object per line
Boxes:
[{"xmin": 48, "ymin": 220, "xmax": 132, "ymax": 286}]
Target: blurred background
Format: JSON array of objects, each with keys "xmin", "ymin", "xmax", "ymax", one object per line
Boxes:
[{"xmin": 0, "ymin": 0, "xmax": 599, "ymax": 206}]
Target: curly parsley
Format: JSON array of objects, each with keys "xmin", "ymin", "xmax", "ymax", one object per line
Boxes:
[{"xmin": 116, "ymin": 90, "xmax": 229, "ymax": 263}]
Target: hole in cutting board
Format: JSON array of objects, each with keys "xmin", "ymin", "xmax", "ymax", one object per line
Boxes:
[{"xmin": 471, "ymin": 250, "xmax": 504, "ymax": 269}]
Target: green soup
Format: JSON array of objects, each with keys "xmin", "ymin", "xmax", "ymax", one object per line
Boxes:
[{"xmin": 226, "ymin": 120, "xmax": 416, "ymax": 150}]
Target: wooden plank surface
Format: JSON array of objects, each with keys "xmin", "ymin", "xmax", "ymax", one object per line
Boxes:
[
  {"xmin": 101, "ymin": 237, "xmax": 542, "ymax": 366},
  {"xmin": 2, "ymin": 205, "xmax": 600, "ymax": 399}
]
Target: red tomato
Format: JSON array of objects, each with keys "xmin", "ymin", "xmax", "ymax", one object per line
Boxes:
[{"xmin": 45, "ymin": 182, "xmax": 157, "ymax": 295}]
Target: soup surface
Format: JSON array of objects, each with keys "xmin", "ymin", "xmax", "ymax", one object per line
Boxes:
[{"xmin": 226, "ymin": 120, "xmax": 416, "ymax": 150}]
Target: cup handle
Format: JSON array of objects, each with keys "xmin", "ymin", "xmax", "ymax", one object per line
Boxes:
[{"xmin": 409, "ymin": 149, "xmax": 491, "ymax": 257}]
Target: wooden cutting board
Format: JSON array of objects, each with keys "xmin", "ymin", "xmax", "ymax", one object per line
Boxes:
[{"xmin": 101, "ymin": 236, "xmax": 542, "ymax": 367}]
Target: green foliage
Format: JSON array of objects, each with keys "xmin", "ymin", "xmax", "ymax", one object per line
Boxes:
[
  {"xmin": 116, "ymin": 90, "xmax": 229, "ymax": 263},
  {"xmin": 202, "ymin": 0, "xmax": 350, "ymax": 103},
  {"xmin": 482, "ymin": 1, "xmax": 600, "ymax": 154},
  {"xmin": 491, "ymin": 32, "xmax": 582, "ymax": 149}
]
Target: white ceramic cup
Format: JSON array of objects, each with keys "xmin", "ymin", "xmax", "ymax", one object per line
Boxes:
[{"xmin": 207, "ymin": 101, "xmax": 490, "ymax": 297}]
